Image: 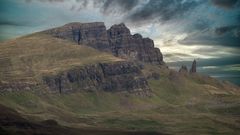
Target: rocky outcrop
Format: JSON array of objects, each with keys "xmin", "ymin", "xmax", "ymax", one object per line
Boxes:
[
  {"xmin": 45, "ymin": 22, "xmax": 110, "ymax": 51},
  {"xmin": 179, "ymin": 65, "xmax": 188, "ymax": 73},
  {"xmin": 190, "ymin": 60, "xmax": 197, "ymax": 73},
  {"xmin": 45, "ymin": 22, "xmax": 164, "ymax": 65},
  {"xmin": 41, "ymin": 22, "xmax": 163, "ymax": 95},
  {"xmin": 107, "ymin": 23, "xmax": 164, "ymax": 65},
  {"xmin": 0, "ymin": 82, "xmax": 36, "ymax": 92},
  {"xmin": 43, "ymin": 61, "xmax": 151, "ymax": 96}
]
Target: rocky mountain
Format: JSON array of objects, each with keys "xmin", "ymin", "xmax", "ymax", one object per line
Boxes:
[
  {"xmin": 0, "ymin": 27, "xmax": 153, "ymax": 95},
  {"xmin": 0, "ymin": 22, "xmax": 240, "ymax": 135},
  {"xmin": 45, "ymin": 22, "xmax": 164, "ymax": 65},
  {"xmin": 23, "ymin": 22, "xmax": 166, "ymax": 95}
]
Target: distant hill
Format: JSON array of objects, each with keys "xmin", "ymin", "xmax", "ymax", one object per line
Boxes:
[{"xmin": 0, "ymin": 22, "xmax": 240, "ymax": 135}]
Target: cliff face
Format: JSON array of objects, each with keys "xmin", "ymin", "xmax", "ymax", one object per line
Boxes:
[
  {"xmin": 45, "ymin": 22, "xmax": 164, "ymax": 65},
  {"xmin": 42, "ymin": 22, "xmax": 162, "ymax": 94},
  {"xmin": 107, "ymin": 23, "xmax": 163, "ymax": 65},
  {"xmin": 43, "ymin": 61, "xmax": 151, "ymax": 96},
  {"xmin": 45, "ymin": 22, "xmax": 110, "ymax": 51}
]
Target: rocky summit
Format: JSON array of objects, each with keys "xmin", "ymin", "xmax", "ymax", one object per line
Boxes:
[{"xmin": 45, "ymin": 22, "xmax": 164, "ymax": 65}]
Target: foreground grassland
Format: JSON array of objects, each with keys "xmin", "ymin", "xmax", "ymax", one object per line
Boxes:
[
  {"xmin": 0, "ymin": 34, "xmax": 240, "ymax": 135},
  {"xmin": 1, "ymin": 68, "xmax": 239, "ymax": 135}
]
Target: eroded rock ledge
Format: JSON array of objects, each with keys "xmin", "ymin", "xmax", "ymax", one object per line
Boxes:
[
  {"xmin": 45, "ymin": 22, "xmax": 164, "ymax": 65},
  {"xmin": 43, "ymin": 61, "xmax": 151, "ymax": 96}
]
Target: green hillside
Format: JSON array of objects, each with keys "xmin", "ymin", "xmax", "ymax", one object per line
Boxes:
[
  {"xmin": 0, "ymin": 33, "xmax": 122, "ymax": 83},
  {"xmin": 0, "ymin": 33, "xmax": 240, "ymax": 135}
]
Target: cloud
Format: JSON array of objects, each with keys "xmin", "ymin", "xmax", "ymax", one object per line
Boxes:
[
  {"xmin": 179, "ymin": 25, "xmax": 240, "ymax": 47},
  {"xmin": 4, "ymin": 0, "xmax": 240, "ymax": 49},
  {"xmin": 0, "ymin": 20, "xmax": 28, "ymax": 26},
  {"xmin": 164, "ymin": 53, "xmax": 191, "ymax": 58},
  {"xmin": 215, "ymin": 25, "xmax": 240, "ymax": 37},
  {"xmin": 26, "ymin": 0, "xmax": 139, "ymax": 14},
  {"xmin": 25, "ymin": 0, "xmax": 66, "ymax": 2},
  {"xmin": 127, "ymin": 0, "xmax": 203, "ymax": 24},
  {"xmin": 167, "ymin": 55, "xmax": 240, "ymax": 67},
  {"xmin": 101, "ymin": 0, "xmax": 139, "ymax": 13},
  {"xmin": 211, "ymin": 0, "xmax": 239, "ymax": 8}
]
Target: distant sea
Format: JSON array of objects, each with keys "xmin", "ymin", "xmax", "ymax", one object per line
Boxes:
[
  {"xmin": 197, "ymin": 67, "xmax": 240, "ymax": 86},
  {"xmin": 209, "ymin": 74, "xmax": 240, "ymax": 86},
  {"xmin": 168, "ymin": 63, "xmax": 240, "ymax": 86}
]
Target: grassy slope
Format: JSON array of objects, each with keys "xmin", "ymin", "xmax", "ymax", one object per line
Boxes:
[
  {"xmin": 0, "ymin": 33, "xmax": 122, "ymax": 83},
  {"xmin": 0, "ymin": 104, "xmax": 164, "ymax": 135},
  {"xmin": 0, "ymin": 34, "xmax": 240, "ymax": 135}
]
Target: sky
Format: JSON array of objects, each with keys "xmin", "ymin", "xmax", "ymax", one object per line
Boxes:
[{"xmin": 0, "ymin": 0, "xmax": 240, "ymax": 85}]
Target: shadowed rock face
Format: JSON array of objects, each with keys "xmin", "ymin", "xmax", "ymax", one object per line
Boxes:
[
  {"xmin": 43, "ymin": 61, "xmax": 151, "ymax": 96},
  {"xmin": 45, "ymin": 22, "xmax": 164, "ymax": 65},
  {"xmin": 45, "ymin": 22, "xmax": 111, "ymax": 51},
  {"xmin": 108, "ymin": 23, "xmax": 163, "ymax": 65},
  {"xmin": 190, "ymin": 60, "xmax": 197, "ymax": 73},
  {"xmin": 179, "ymin": 65, "xmax": 188, "ymax": 73}
]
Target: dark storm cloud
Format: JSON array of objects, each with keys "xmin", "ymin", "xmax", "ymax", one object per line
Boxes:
[
  {"xmin": 24, "ymin": 0, "xmax": 205, "ymax": 26},
  {"xmin": 0, "ymin": 19, "xmax": 41, "ymax": 27},
  {"xmin": 179, "ymin": 25, "xmax": 240, "ymax": 47},
  {"xmin": 101, "ymin": 0, "xmax": 139, "ymax": 13},
  {"xmin": 192, "ymin": 19, "xmax": 211, "ymax": 30},
  {"xmin": 211, "ymin": 0, "xmax": 239, "ymax": 8},
  {"xmin": 127, "ymin": 0, "xmax": 203, "ymax": 23},
  {"xmin": 0, "ymin": 20, "xmax": 27, "ymax": 26},
  {"xmin": 26, "ymin": 0, "xmax": 139, "ymax": 13},
  {"xmin": 183, "ymin": 18, "xmax": 212, "ymax": 33},
  {"xmin": 34, "ymin": 0, "xmax": 203, "ymax": 24},
  {"xmin": 25, "ymin": 0, "xmax": 65, "ymax": 2},
  {"xmin": 215, "ymin": 25, "xmax": 240, "ymax": 37},
  {"xmin": 164, "ymin": 53, "xmax": 191, "ymax": 58},
  {"xmin": 196, "ymin": 56, "xmax": 240, "ymax": 67}
]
